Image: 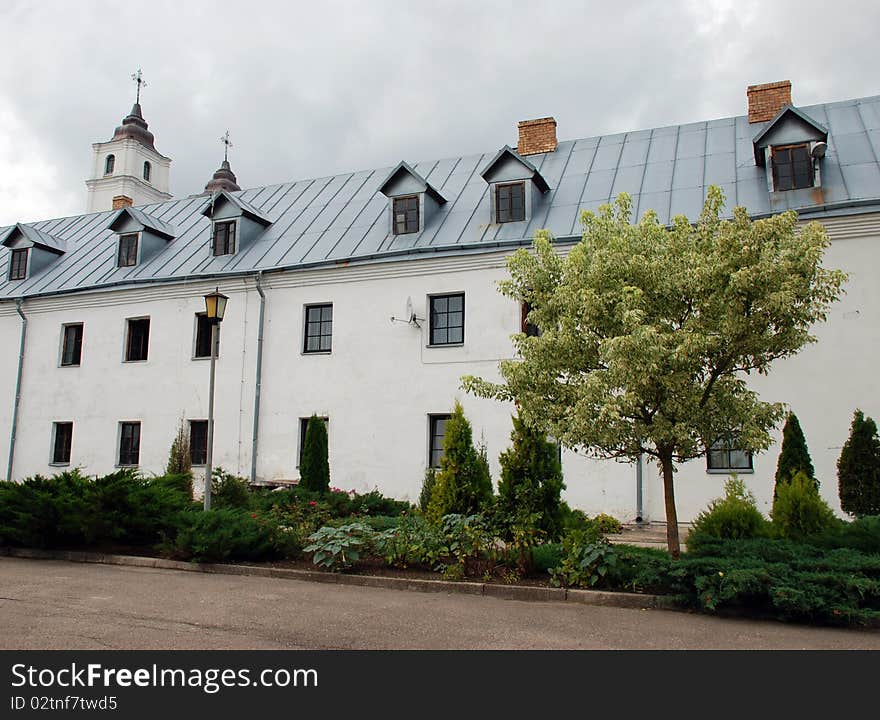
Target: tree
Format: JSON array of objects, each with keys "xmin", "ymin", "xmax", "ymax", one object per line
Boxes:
[
  {"xmin": 496, "ymin": 414, "xmax": 565, "ymax": 540},
  {"xmin": 838, "ymin": 409, "xmax": 880, "ymax": 517},
  {"xmin": 426, "ymin": 401, "xmax": 493, "ymax": 521},
  {"xmin": 463, "ymin": 187, "xmax": 845, "ymax": 557},
  {"xmin": 166, "ymin": 416, "xmax": 192, "ymax": 476},
  {"xmin": 300, "ymin": 415, "xmax": 330, "ymax": 494},
  {"xmin": 774, "ymin": 412, "xmax": 816, "ymax": 496}
]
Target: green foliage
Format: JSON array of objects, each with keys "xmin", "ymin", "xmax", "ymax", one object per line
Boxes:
[
  {"xmin": 689, "ymin": 476, "xmax": 769, "ymax": 544},
  {"xmin": 300, "ymin": 415, "xmax": 330, "ymax": 494},
  {"xmin": 440, "ymin": 513, "xmax": 493, "ymax": 571},
  {"xmin": 166, "ymin": 416, "xmax": 192, "ymax": 476},
  {"xmin": 549, "ymin": 531, "xmax": 618, "ymax": 588},
  {"xmin": 532, "ymin": 543, "xmax": 564, "ymax": 573},
  {"xmin": 496, "ymin": 414, "xmax": 565, "ymax": 541},
  {"xmin": 591, "ymin": 513, "xmax": 623, "ymax": 535},
  {"xmin": 815, "ymin": 515, "xmax": 880, "ymax": 554},
  {"xmin": 426, "ymin": 402, "xmax": 493, "ymax": 522},
  {"xmin": 304, "ymin": 523, "xmax": 373, "ymax": 571},
  {"xmin": 838, "ymin": 409, "xmax": 880, "ymax": 517},
  {"xmin": 373, "ymin": 515, "xmax": 446, "ymax": 569},
  {"xmin": 463, "ymin": 187, "xmax": 846, "ymax": 554},
  {"xmin": 774, "ymin": 413, "xmax": 816, "ymax": 496},
  {"xmin": 210, "ymin": 468, "xmax": 251, "ymax": 509},
  {"xmin": 771, "ymin": 471, "xmax": 839, "ymax": 541},
  {"xmin": 419, "ymin": 468, "xmax": 436, "ymax": 513}
]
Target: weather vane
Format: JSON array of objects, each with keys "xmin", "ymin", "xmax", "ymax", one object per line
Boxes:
[
  {"xmin": 131, "ymin": 69, "xmax": 147, "ymax": 104},
  {"xmin": 220, "ymin": 130, "xmax": 233, "ymax": 162}
]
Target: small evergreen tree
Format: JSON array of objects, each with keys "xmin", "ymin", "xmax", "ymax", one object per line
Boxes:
[
  {"xmin": 774, "ymin": 412, "xmax": 816, "ymax": 497},
  {"xmin": 838, "ymin": 409, "xmax": 880, "ymax": 517},
  {"xmin": 419, "ymin": 468, "xmax": 436, "ymax": 513},
  {"xmin": 427, "ymin": 402, "xmax": 493, "ymax": 522},
  {"xmin": 300, "ymin": 415, "xmax": 330, "ymax": 494},
  {"xmin": 496, "ymin": 414, "xmax": 565, "ymax": 540},
  {"xmin": 166, "ymin": 416, "xmax": 192, "ymax": 476}
]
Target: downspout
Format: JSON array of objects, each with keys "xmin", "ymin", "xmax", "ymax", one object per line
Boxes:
[
  {"xmin": 249, "ymin": 272, "xmax": 266, "ymax": 483},
  {"xmin": 6, "ymin": 299, "xmax": 27, "ymax": 481},
  {"xmin": 635, "ymin": 452, "xmax": 644, "ymax": 524}
]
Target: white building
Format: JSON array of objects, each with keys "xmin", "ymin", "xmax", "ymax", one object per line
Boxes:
[{"xmin": 2, "ymin": 80, "xmax": 879, "ymax": 522}]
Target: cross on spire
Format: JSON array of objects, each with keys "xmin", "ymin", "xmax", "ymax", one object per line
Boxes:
[
  {"xmin": 131, "ymin": 69, "xmax": 147, "ymax": 104},
  {"xmin": 220, "ymin": 130, "xmax": 233, "ymax": 162}
]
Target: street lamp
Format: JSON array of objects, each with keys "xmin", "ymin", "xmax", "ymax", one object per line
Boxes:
[{"xmin": 203, "ymin": 288, "xmax": 228, "ymax": 510}]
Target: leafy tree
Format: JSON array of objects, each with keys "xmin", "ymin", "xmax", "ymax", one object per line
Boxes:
[
  {"xmin": 774, "ymin": 412, "xmax": 816, "ymax": 496},
  {"xmin": 463, "ymin": 187, "xmax": 845, "ymax": 556},
  {"xmin": 496, "ymin": 414, "xmax": 565, "ymax": 540},
  {"xmin": 166, "ymin": 416, "xmax": 192, "ymax": 476},
  {"xmin": 838, "ymin": 409, "xmax": 880, "ymax": 517},
  {"xmin": 300, "ymin": 415, "xmax": 330, "ymax": 494},
  {"xmin": 427, "ymin": 401, "xmax": 493, "ymax": 522}
]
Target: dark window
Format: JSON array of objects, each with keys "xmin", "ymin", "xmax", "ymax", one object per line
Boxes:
[
  {"xmin": 707, "ymin": 439, "xmax": 753, "ymax": 471},
  {"xmin": 52, "ymin": 422, "xmax": 73, "ymax": 464},
  {"xmin": 429, "ymin": 414, "xmax": 452, "ymax": 468},
  {"xmin": 298, "ymin": 416, "xmax": 328, "ymax": 467},
  {"xmin": 61, "ymin": 324, "xmax": 83, "ymax": 367},
  {"xmin": 190, "ymin": 420, "xmax": 208, "ymax": 466},
  {"xmin": 392, "ymin": 195, "xmax": 419, "ymax": 235},
  {"xmin": 9, "ymin": 248, "xmax": 28, "ymax": 281},
  {"xmin": 429, "ymin": 293, "xmax": 464, "ymax": 345},
  {"xmin": 143, "ymin": 161, "xmax": 151, "ymax": 182},
  {"xmin": 771, "ymin": 144, "xmax": 813, "ymax": 191},
  {"xmin": 194, "ymin": 313, "xmax": 215, "ymax": 358},
  {"xmin": 118, "ymin": 422, "xmax": 141, "ymax": 466},
  {"xmin": 496, "ymin": 182, "xmax": 525, "ymax": 223},
  {"xmin": 303, "ymin": 304, "xmax": 332, "ymax": 353},
  {"xmin": 105, "ymin": 154, "xmax": 115, "ymax": 174},
  {"xmin": 212, "ymin": 221, "xmax": 236, "ymax": 256},
  {"xmin": 125, "ymin": 318, "xmax": 150, "ymax": 361},
  {"xmin": 521, "ymin": 302, "xmax": 541, "ymax": 337},
  {"xmin": 117, "ymin": 233, "xmax": 139, "ymax": 267}
]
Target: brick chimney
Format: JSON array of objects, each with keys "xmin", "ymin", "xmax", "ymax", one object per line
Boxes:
[
  {"xmin": 517, "ymin": 117, "xmax": 557, "ymax": 155},
  {"xmin": 747, "ymin": 81, "xmax": 792, "ymax": 123},
  {"xmin": 112, "ymin": 195, "xmax": 134, "ymax": 209}
]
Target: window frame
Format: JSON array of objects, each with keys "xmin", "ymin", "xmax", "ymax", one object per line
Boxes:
[
  {"xmin": 60, "ymin": 323, "xmax": 84, "ymax": 367},
  {"xmin": 117, "ymin": 421, "xmax": 141, "ymax": 467},
  {"xmin": 104, "ymin": 154, "xmax": 115, "ymax": 175},
  {"xmin": 193, "ymin": 312, "xmax": 217, "ymax": 360},
  {"xmin": 706, "ymin": 438, "xmax": 754, "ymax": 474},
  {"xmin": 298, "ymin": 416, "xmax": 329, "ymax": 468},
  {"xmin": 428, "ymin": 413, "xmax": 452, "ymax": 469},
  {"xmin": 117, "ymin": 233, "xmax": 140, "ymax": 268},
  {"xmin": 143, "ymin": 161, "xmax": 151, "ymax": 182},
  {"xmin": 9, "ymin": 248, "xmax": 28, "ymax": 281},
  {"xmin": 212, "ymin": 220, "xmax": 237, "ymax": 257},
  {"xmin": 189, "ymin": 419, "xmax": 208, "ymax": 466},
  {"xmin": 770, "ymin": 143, "xmax": 814, "ymax": 192},
  {"xmin": 124, "ymin": 317, "xmax": 150, "ymax": 363},
  {"xmin": 428, "ymin": 292, "xmax": 465, "ymax": 347},
  {"xmin": 50, "ymin": 421, "xmax": 74, "ymax": 466},
  {"xmin": 495, "ymin": 181, "xmax": 526, "ymax": 223},
  {"xmin": 302, "ymin": 303, "xmax": 333, "ymax": 354},
  {"xmin": 392, "ymin": 195, "xmax": 420, "ymax": 235}
]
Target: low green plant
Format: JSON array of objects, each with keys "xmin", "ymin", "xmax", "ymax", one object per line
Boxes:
[
  {"xmin": 210, "ymin": 468, "xmax": 251, "ymax": 510},
  {"xmin": 419, "ymin": 468, "xmax": 436, "ymax": 513},
  {"xmin": 591, "ymin": 513, "xmax": 623, "ymax": 535},
  {"xmin": 549, "ymin": 531, "xmax": 618, "ymax": 588},
  {"xmin": 304, "ymin": 523, "xmax": 374, "ymax": 571},
  {"xmin": 441, "ymin": 513, "xmax": 493, "ymax": 571},
  {"xmin": 689, "ymin": 476, "xmax": 769, "ymax": 543},
  {"xmin": 532, "ymin": 543, "xmax": 563, "ymax": 573},
  {"xmin": 771, "ymin": 471, "xmax": 839, "ymax": 541}
]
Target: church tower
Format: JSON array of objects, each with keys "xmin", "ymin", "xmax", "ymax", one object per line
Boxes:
[{"xmin": 85, "ymin": 70, "xmax": 172, "ymax": 212}]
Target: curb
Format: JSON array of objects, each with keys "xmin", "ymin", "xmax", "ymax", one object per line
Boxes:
[{"xmin": 0, "ymin": 547, "xmax": 678, "ymax": 611}]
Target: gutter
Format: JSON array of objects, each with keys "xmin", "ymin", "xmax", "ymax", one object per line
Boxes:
[
  {"xmin": 6, "ymin": 299, "xmax": 27, "ymax": 481},
  {"xmin": 635, "ymin": 453, "xmax": 644, "ymax": 524},
  {"xmin": 249, "ymin": 272, "xmax": 266, "ymax": 483}
]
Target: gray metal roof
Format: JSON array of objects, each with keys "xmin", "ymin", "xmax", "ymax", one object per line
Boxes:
[
  {"xmin": 2, "ymin": 93, "xmax": 880, "ymax": 300},
  {"xmin": 108, "ymin": 207, "xmax": 177, "ymax": 239}
]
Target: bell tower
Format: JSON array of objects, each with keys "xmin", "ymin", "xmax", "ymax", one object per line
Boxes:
[{"xmin": 86, "ymin": 70, "xmax": 172, "ymax": 212}]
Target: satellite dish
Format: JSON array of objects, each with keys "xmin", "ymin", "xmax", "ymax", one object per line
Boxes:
[
  {"xmin": 406, "ymin": 296, "xmax": 415, "ymax": 323},
  {"xmin": 811, "ymin": 141, "xmax": 827, "ymax": 159},
  {"xmin": 390, "ymin": 296, "xmax": 424, "ymax": 328}
]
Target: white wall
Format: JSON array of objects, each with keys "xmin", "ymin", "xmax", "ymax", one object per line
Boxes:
[{"xmin": 86, "ymin": 139, "xmax": 171, "ymax": 212}]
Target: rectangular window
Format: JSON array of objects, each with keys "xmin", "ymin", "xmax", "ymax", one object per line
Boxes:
[
  {"xmin": 495, "ymin": 182, "xmax": 525, "ymax": 223},
  {"xmin": 428, "ymin": 414, "xmax": 451, "ymax": 468},
  {"xmin": 118, "ymin": 421, "xmax": 141, "ymax": 466},
  {"xmin": 117, "ymin": 233, "xmax": 139, "ymax": 267},
  {"xmin": 194, "ymin": 313, "xmax": 215, "ymax": 359},
  {"xmin": 52, "ymin": 422, "xmax": 73, "ymax": 465},
  {"xmin": 298, "ymin": 416, "xmax": 329, "ymax": 467},
  {"xmin": 429, "ymin": 293, "xmax": 464, "ymax": 345},
  {"xmin": 9, "ymin": 248, "xmax": 28, "ymax": 281},
  {"xmin": 707, "ymin": 439, "xmax": 753, "ymax": 472},
  {"xmin": 303, "ymin": 304, "xmax": 332, "ymax": 353},
  {"xmin": 190, "ymin": 420, "xmax": 208, "ymax": 466},
  {"xmin": 212, "ymin": 221, "xmax": 236, "ymax": 256},
  {"xmin": 393, "ymin": 195, "xmax": 419, "ymax": 235},
  {"xmin": 125, "ymin": 318, "xmax": 150, "ymax": 362},
  {"xmin": 61, "ymin": 323, "xmax": 84, "ymax": 367},
  {"xmin": 771, "ymin": 144, "xmax": 813, "ymax": 191}
]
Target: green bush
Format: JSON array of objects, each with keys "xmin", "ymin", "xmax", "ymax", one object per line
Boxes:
[
  {"xmin": 300, "ymin": 415, "xmax": 330, "ymax": 494},
  {"xmin": 373, "ymin": 515, "xmax": 446, "ymax": 569},
  {"xmin": 532, "ymin": 543, "xmax": 563, "ymax": 573},
  {"xmin": 591, "ymin": 513, "xmax": 623, "ymax": 535},
  {"xmin": 210, "ymin": 468, "xmax": 251, "ymax": 510},
  {"xmin": 689, "ymin": 476, "xmax": 769, "ymax": 544},
  {"xmin": 815, "ymin": 515, "xmax": 880, "ymax": 554},
  {"xmin": 771, "ymin": 471, "xmax": 839, "ymax": 541},
  {"xmin": 166, "ymin": 417, "xmax": 192, "ymax": 476},
  {"xmin": 774, "ymin": 412, "xmax": 816, "ymax": 496},
  {"xmin": 419, "ymin": 468, "xmax": 436, "ymax": 513},
  {"xmin": 837, "ymin": 409, "xmax": 880, "ymax": 517},
  {"xmin": 549, "ymin": 531, "xmax": 618, "ymax": 588},
  {"xmin": 304, "ymin": 523, "xmax": 374, "ymax": 571}
]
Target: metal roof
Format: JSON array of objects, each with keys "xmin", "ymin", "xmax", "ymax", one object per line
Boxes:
[
  {"xmin": 0, "ymin": 223, "xmax": 67, "ymax": 254},
  {"xmin": 2, "ymin": 93, "xmax": 880, "ymax": 300},
  {"xmin": 107, "ymin": 207, "xmax": 177, "ymax": 239}
]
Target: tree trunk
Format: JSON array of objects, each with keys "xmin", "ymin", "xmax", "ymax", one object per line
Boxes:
[{"xmin": 660, "ymin": 451, "xmax": 681, "ymax": 559}]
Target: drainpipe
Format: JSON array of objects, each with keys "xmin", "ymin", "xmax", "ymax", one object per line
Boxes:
[
  {"xmin": 249, "ymin": 272, "xmax": 266, "ymax": 483},
  {"xmin": 635, "ymin": 452, "xmax": 644, "ymax": 524},
  {"xmin": 6, "ymin": 299, "xmax": 27, "ymax": 481}
]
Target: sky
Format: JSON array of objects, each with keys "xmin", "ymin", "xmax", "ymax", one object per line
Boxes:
[{"xmin": 0, "ymin": 0, "xmax": 878, "ymax": 226}]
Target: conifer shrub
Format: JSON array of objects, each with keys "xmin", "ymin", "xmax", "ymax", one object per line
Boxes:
[
  {"xmin": 166, "ymin": 416, "xmax": 192, "ymax": 476},
  {"xmin": 300, "ymin": 415, "xmax": 330, "ymax": 494},
  {"xmin": 210, "ymin": 468, "xmax": 251, "ymax": 509},
  {"xmin": 771, "ymin": 471, "xmax": 839, "ymax": 541},
  {"xmin": 837, "ymin": 409, "xmax": 880, "ymax": 517},
  {"xmin": 689, "ymin": 476, "xmax": 769, "ymax": 543},
  {"xmin": 774, "ymin": 413, "xmax": 816, "ymax": 496},
  {"xmin": 419, "ymin": 468, "xmax": 436, "ymax": 513}
]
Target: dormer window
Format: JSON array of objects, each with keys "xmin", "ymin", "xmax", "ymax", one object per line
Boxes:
[
  {"xmin": 117, "ymin": 233, "xmax": 139, "ymax": 267},
  {"xmin": 496, "ymin": 182, "xmax": 526, "ymax": 223},
  {"xmin": 143, "ymin": 161, "xmax": 151, "ymax": 182},
  {"xmin": 771, "ymin": 144, "xmax": 813, "ymax": 191},
  {"xmin": 212, "ymin": 220, "xmax": 236, "ymax": 256},
  {"xmin": 105, "ymin": 155, "xmax": 115, "ymax": 175},
  {"xmin": 752, "ymin": 105, "xmax": 828, "ymax": 195},
  {"xmin": 9, "ymin": 248, "xmax": 28, "ymax": 280},
  {"xmin": 393, "ymin": 196, "xmax": 419, "ymax": 235}
]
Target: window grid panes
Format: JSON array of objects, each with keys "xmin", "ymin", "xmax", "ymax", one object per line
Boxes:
[
  {"xmin": 496, "ymin": 182, "xmax": 525, "ymax": 223},
  {"xmin": 771, "ymin": 144, "xmax": 813, "ymax": 191},
  {"xmin": 430, "ymin": 293, "xmax": 464, "ymax": 345},
  {"xmin": 61, "ymin": 324, "xmax": 83, "ymax": 367},
  {"xmin": 9, "ymin": 249, "xmax": 27, "ymax": 280},
  {"xmin": 212, "ymin": 221, "xmax": 236, "ymax": 256},
  {"xmin": 707, "ymin": 439, "xmax": 753, "ymax": 471},
  {"xmin": 429, "ymin": 414, "xmax": 451, "ymax": 468},
  {"xmin": 194, "ymin": 313, "xmax": 214, "ymax": 359},
  {"xmin": 52, "ymin": 422, "xmax": 73, "ymax": 464},
  {"xmin": 126, "ymin": 318, "xmax": 150, "ymax": 362},
  {"xmin": 303, "ymin": 304, "xmax": 332, "ymax": 353},
  {"xmin": 393, "ymin": 195, "xmax": 419, "ymax": 235},
  {"xmin": 117, "ymin": 234, "xmax": 138, "ymax": 267},
  {"xmin": 119, "ymin": 422, "xmax": 141, "ymax": 466},
  {"xmin": 190, "ymin": 420, "xmax": 208, "ymax": 466}
]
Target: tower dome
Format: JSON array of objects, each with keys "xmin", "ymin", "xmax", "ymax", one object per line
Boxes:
[
  {"xmin": 111, "ymin": 103, "xmax": 156, "ymax": 151},
  {"xmin": 204, "ymin": 159, "xmax": 241, "ymax": 194}
]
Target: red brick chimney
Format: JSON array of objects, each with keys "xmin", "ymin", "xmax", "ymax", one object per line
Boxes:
[
  {"xmin": 517, "ymin": 117, "xmax": 557, "ymax": 155},
  {"xmin": 747, "ymin": 81, "xmax": 792, "ymax": 123},
  {"xmin": 112, "ymin": 195, "xmax": 134, "ymax": 209}
]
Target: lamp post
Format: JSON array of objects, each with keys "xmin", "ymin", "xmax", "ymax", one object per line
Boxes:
[{"xmin": 203, "ymin": 288, "xmax": 228, "ymax": 510}]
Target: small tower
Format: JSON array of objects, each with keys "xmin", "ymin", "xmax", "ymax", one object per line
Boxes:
[
  {"xmin": 86, "ymin": 70, "xmax": 172, "ymax": 212},
  {"xmin": 203, "ymin": 130, "xmax": 241, "ymax": 194}
]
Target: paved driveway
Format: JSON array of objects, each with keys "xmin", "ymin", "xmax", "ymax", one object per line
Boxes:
[{"xmin": 1, "ymin": 557, "xmax": 877, "ymax": 649}]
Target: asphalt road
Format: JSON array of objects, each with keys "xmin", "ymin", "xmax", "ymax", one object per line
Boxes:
[{"xmin": 1, "ymin": 557, "xmax": 878, "ymax": 649}]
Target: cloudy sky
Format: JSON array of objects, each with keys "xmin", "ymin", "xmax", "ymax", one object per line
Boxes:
[{"xmin": 0, "ymin": 0, "xmax": 877, "ymax": 226}]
